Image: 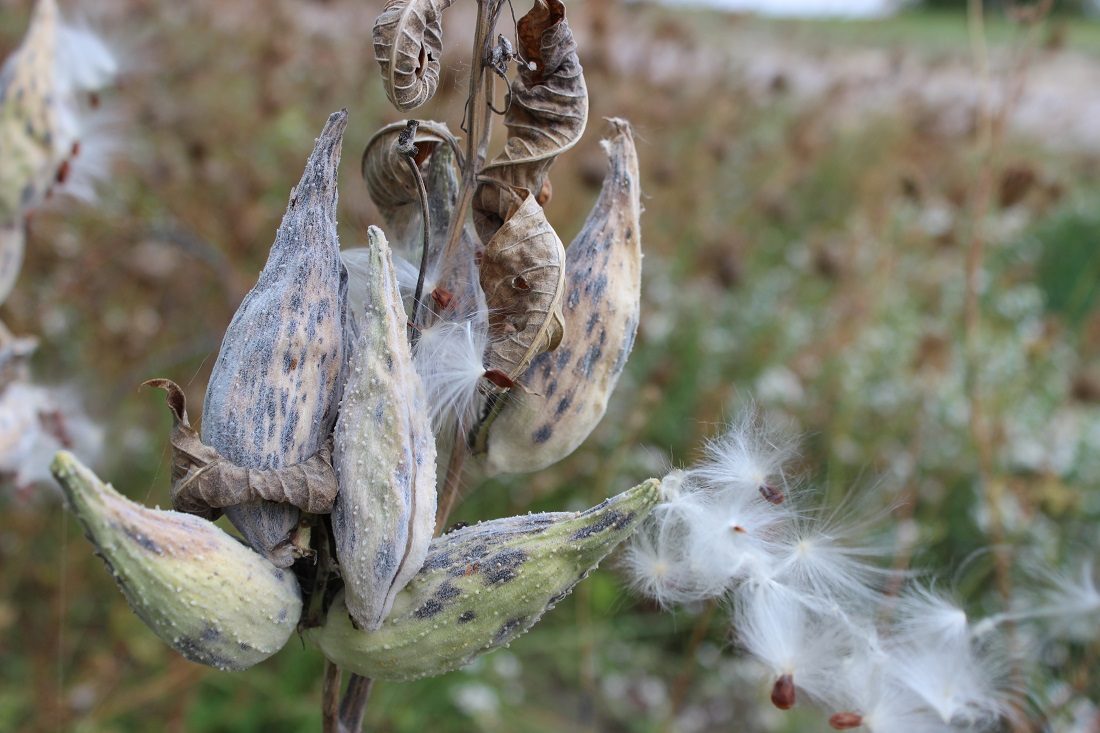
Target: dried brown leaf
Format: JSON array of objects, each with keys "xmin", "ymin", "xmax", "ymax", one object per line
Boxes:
[
  {"xmin": 145, "ymin": 379, "xmax": 339, "ymax": 520},
  {"xmin": 372, "ymin": 0, "xmax": 455, "ymax": 112},
  {"xmin": 478, "ymin": 192, "xmax": 566, "ymax": 381},
  {"xmin": 361, "ymin": 120, "xmax": 460, "ymax": 233},
  {"xmin": 473, "ymin": 0, "xmax": 588, "ymax": 242}
]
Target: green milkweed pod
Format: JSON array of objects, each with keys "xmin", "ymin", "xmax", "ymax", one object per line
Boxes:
[
  {"xmin": 308, "ymin": 478, "xmax": 659, "ymax": 680},
  {"xmin": 333, "ymin": 226, "xmax": 437, "ymax": 631},
  {"xmin": 52, "ymin": 451, "xmax": 302, "ymax": 671}
]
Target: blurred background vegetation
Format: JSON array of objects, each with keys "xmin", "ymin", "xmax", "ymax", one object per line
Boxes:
[{"xmin": 1, "ymin": 0, "xmax": 1099, "ymax": 730}]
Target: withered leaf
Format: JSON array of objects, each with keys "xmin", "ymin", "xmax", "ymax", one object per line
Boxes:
[
  {"xmin": 372, "ymin": 0, "xmax": 455, "ymax": 112},
  {"xmin": 473, "ymin": 0, "xmax": 588, "ymax": 242},
  {"xmin": 145, "ymin": 379, "xmax": 339, "ymax": 520},
  {"xmin": 478, "ymin": 192, "xmax": 566, "ymax": 382},
  {"xmin": 363, "ymin": 119, "xmax": 462, "ymax": 228}
]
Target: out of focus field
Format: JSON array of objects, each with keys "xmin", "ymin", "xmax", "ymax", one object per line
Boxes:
[{"xmin": 1, "ymin": 1, "xmax": 1099, "ymax": 731}]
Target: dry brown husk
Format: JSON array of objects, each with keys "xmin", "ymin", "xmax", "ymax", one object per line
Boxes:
[{"xmin": 145, "ymin": 379, "xmax": 338, "ymax": 521}]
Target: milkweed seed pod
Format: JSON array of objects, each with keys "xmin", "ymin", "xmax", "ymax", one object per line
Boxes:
[
  {"xmin": 308, "ymin": 479, "xmax": 659, "ymax": 680},
  {"xmin": 0, "ymin": 0, "xmax": 117, "ymax": 223},
  {"xmin": 52, "ymin": 452, "xmax": 301, "ymax": 671},
  {"xmin": 372, "ymin": 0, "xmax": 454, "ymax": 112},
  {"xmin": 1, "ymin": 0, "xmax": 115, "ymax": 307},
  {"xmin": 202, "ymin": 110, "xmax": 349, "ymax": 567},
  {"xmin": 333, "ymin": 226, "xmax": 437, "ymax": 631},
  {"xmin": 481, "ymin": 120, "xmax": 641, "ymax": 475}
]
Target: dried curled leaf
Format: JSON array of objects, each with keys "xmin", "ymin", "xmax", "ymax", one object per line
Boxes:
[
  {"xmin": 372, "ymin": 0, "xmax": 454, "ymax": 112},
  {"xmin": 473, "ymin": 0, "xmax": 588, "ymax": 242},
  {"xmin": 361, "ymin": 120, "xmax": 459, "ymax": 233},
  {"xmin": 479, "ymin": 192, "xmax": 566, "ymax": 381},
  {"xmin": 145, "ymin": 379, "xmax": 339, "ymax": 520}
]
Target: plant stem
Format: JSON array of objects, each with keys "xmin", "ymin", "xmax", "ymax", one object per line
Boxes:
[
  {"xmin": 338, "ymin": 675, "xmax": 374, "ymax": 733},
  {"xmin": 435, "ymin": 420, "xmax": 469, "ymax": 532},
  {"xmin": 321, "ymin": 661, "xmax": 341, "ymax": 733},
  {"xmin": 400, "ymin": 142, "xmax": 433, "ymax": 332}
]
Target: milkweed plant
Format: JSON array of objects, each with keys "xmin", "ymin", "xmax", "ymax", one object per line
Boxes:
[{"xmin": 2, "ymin": 0, "xmax": 1095, "ymax": 731}]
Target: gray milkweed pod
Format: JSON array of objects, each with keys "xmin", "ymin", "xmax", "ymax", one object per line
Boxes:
[
  {"xmin": 201, "ymin": 110, "xmax": 349, "ymax": 567},
  {"xmin": 332, "ymin": 226, "xmax": 437, "ymax": 630},
  {"xmin": 481, "ymin": 119, "xmax": 642, "ymax": 475}
]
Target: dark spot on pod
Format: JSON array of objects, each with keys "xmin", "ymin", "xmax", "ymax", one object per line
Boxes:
[
  {"xmin": 532, "ymin": 425, "xmax": 552, "ymax": 444},
  {"xmin": 373, "ymin": 541, "xmax": 397, "ymax": 581},
  {"xmin": 423, "ymin": 550, "xmax": 455, "ymax": 571},
  {"xmin": 586, "ymin": 311, "xmax": 600, "ymax": 332},
  {"xmin": 435, "ymin": 581, "xmax": 461, "ymax": 603},
  {"xmin": 570, "ymin": 510, "xmax": 625, "ymax": 541},
  {"xmin": 414, "ymin": 599, "xmax": 444, "ymax": 619},
  {"xmin": 579, "ymin": 335, "xmax": 605, "ymax": 378},
  {"xmin": 555, "ymin": 348, "xmax": 573, "ymax": 370},
  {"xmin": 566, "ymin": 286, "xmax": 581, "ymax": 310},
  {"xmin": 201, "ymin": 626, "xmax": 221, "ymax": 641},
  {"xmin": 174, "ymin": 635, "xmax": 236, "ymax": 670},
  {"xmin": 555, "ymin": 395, "xmax": 573, "ymax": 417},
  {"xmin": 770, "ymin": 674, "xmax": 796, "ymax": 710},
  {"xmin": 277, "ymin": 607, "xmax": 288, "ymax": 623},
  {"xmin": 829, "ymin": 712, "xmax": 863, "ymax": 730},
  {"xmin": 458, "ymin": 610, "xmax": 476, "ymax": 624},
  {"xmin": 493, "ymin": 616, "xmax": 528, "ymax": 645},
  {"xmin": 484, "ymin": 549, "xmax": 528, "ymax": 586},
  {"xmin": 124, "ymin": 526, "xmax": 162, "ymax": 554}
]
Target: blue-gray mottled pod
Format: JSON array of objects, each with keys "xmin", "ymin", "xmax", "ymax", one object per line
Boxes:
[
  {"xmin": 202, "ymin": 111, "xmax": 349, "ymax": 567},
  {"xmin": 333, "ymin": 226, "xmax": 437, "ymax": 630},
  {"xmin": 482, "ymin": 119, "xmax": 641, "ymax": 475}
]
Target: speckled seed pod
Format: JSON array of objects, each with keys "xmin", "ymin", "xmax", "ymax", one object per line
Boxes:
[
  {"xmin": 484, "ymin": 120, "xmax": 641, "ymax": 475},
  {"xmin": 308, "ymin": 479, "xmax": 659, "ymax": 680},
  {"xmin": 0, "ymin": 224, "xmax": 25, "ymax": 308},
  {"xmin": 202, "ymin": 111, "xmax": 349, "ymax": 567},
  {"xmin": 52, "ymin": 452, "xmax": 302, "ymax": 671},
  {"xmin": 333, "ymin": 226, "xmax": 437, "ymax": 631}
]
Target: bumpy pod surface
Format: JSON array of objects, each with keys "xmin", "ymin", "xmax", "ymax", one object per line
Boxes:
[
  {"xmin": 52, "ymin": 452, "xmax": 301, "ymax": 671},
  {"xmin": 202, "ymin": 111, "xmax": 349, "ymax": 567},
  {"xmin": 484, "ymin": 120, "xmax": 641, "ymax": 475},
  {"xmin": 333, "ymin": 226, "xmax": 437, "ymax": 630},
  {"xmin": 309, "ymin": 479, "xmax": 659, "ymax": 680}
]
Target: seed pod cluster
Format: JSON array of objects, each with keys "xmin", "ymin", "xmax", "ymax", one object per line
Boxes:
[
  {"xmin": 52, "ymin": 452, "xmax": 301, "ymax": 671},
  {"xmin": 309, "ymin": 479, "xmax": 659, "ymax": 680},
  {"xmin": 332, "ymin": 227, "xmax": 437, "ymax": 631},
  {"xmin": 482, "ymin": 120, "xmax": 642, "ymax": 475},
  {"xmin": 201, "ymin": 111, "xmax": 349, "ymax": 567}
]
